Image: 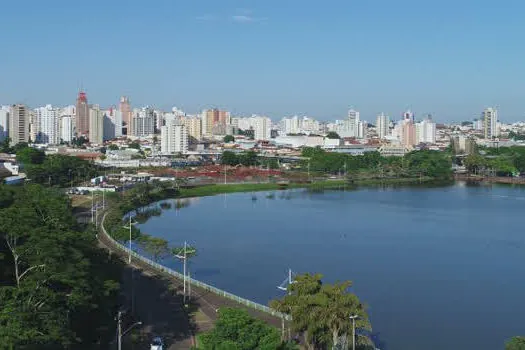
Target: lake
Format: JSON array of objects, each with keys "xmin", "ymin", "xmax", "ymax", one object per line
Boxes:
[{"xmin": 137, "ymin": 183, "xmax": 525, "ymax": 350}]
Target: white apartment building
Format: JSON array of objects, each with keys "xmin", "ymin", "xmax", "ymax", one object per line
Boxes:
[
  {"xmin": 131, "ymin": 107, "xmax": 155, "ymax": 138},
  {"xmin": 357, "ymin": 121, "xmax": 367, "ymax": 139},
  {"xmin": 282, "ymin": 116, "xmax": 300, "ymax": 135},
  {"xmin": 376, "ymin": 113, "xmax": 389, "ymax": 139},
  {"xmin": 35, "ymin": 104, "xmax": 59, "ymax": 144},
  {"xmin": 483, "ymin": 107, "xmax": 498, "ymax": 139},
  {"xmin": 89, "ymin": 105, "xmax": 104, "ymax": 144},
  {"xmin": 348, "ymin": 109, "xmax": 360, "ymax": 135},
  {"xmin": 60, "ymin": 115, "xmax": 74, "ymax": 143},
  {"xmin": 161, "ymin": 121, "xmax": 188, "ymax": 154},
  {"xmin": 254, "ymin": 116, "xmax": 271, "ymax": 140},
  {"xmin": 416, "ymin": 116, "xmax": 436, "ymax": 144},
  {"xmin": 0, "ymin": 106, "xmax": 9, "ymax": 142}
]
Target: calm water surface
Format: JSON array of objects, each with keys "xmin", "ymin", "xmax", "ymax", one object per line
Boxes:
[{"xmin": 138, "ymin": 183, "xmax": 525, "ymax": 350}]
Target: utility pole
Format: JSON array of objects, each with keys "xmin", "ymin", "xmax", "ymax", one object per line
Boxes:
[
  {"xmin": 117, "ymin": 311, "xmax": 122, "ymax": 350},
  {"xmin": 183, "ymin": 241, "xmax": 187, "ymax": 304},
  {"xmin": 224, "ymin": 165, "xmax": 227, "ymax": 184},
  {"xmin": 91, "ymin": 191, "xmax": 95, "ymax": 223},
  {"xmin": 123, "ymin": 216, "xmax": 138, "ymax": 264},
  {"xmin": 349, "ymin": 314, "xmax": 358, "ymax": 350}
]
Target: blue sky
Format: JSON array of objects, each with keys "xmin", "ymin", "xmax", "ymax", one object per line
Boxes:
[{"xmin": 1, "ymin": 0, "xmax": 524, "ymax": 122}]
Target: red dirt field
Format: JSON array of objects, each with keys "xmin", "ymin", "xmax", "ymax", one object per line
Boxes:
[{"xmin": 150, "ymin": 165, "xmax": 282, "ymax": 181}]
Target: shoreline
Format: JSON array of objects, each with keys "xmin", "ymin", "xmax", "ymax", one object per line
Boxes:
[{"xmin": 177, "ymin": 177, "xmax": 452, "ymax": 198}]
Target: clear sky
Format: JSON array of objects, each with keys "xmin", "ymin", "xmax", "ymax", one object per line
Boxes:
[{"xmin": 1, "ymin": 0, "xmax": 524, "ymax": 122}]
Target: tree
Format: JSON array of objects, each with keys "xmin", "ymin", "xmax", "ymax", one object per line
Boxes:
[
  {"xmin": 128, "ymin": 142, "xmax": 141, "ymax": 150},
  {"xmin": 138, "ymin": 236, "xmax": 169, "ymax": 262},
  {"xmin": 463, "ymin": 154, "xmax": 486, "ymax": 174},
  {"xmin": 108, "ymin": 144, "xmax": 119, "ymax": 151},
  {"xmin": 223, "ymin": 135, "xmax": 235, "ymax": 143},
  {"xmin": 506, "ymin": 337, "xmax": 525, "ymax": 350},
  {"xmin": 326, "ymin": 131, "xmax": 340, "ymax": 139},
  {"xmin": 71, "ymin": 136, "xmax": 88, "ymax": 147},
  {"xmin": 221, "ymin": 151, "xmax": 239, "ymax": 166},
  {"xmin": 270, "ymin": 273, "xmax": 370, "ymax": 349},
  {"xmin": 0, "ymin": 137, "xmax": 11, "ymax": 153},
  {"xmin": 199, "ymin": 308, "xmax": 288, "ymax": 350},
  {"xmin": 0, "ymin": 184, "xmax": 121, "ymax": 348},
  {"xmin": 16, "ymin": 146, "xmax": 45, "ymax": 165}
]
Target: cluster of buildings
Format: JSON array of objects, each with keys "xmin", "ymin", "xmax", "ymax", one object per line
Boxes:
[{"xmin": 0, "ymin": 89, "xmax": 510, "ymax": 159}]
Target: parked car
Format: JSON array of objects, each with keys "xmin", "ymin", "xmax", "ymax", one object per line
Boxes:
[{"xmin": 150, "ymin": 336, "xmax": 163, "ymax": 350}]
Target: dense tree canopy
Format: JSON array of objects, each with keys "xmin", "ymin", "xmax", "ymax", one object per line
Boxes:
[
  {"xmin": 301, "ymin": 147, "xmax": 452, "ymax": 179},
  {"xmin": 270, "ymin": 273, "xmax": 371, "ymax": 350},
  {"xmin": 223, "ymin": 135, "xmax": 235, "ymax": 143},
  {"xmin": 0, "ymin": 184, "xmax": 121, "ymax": 349},
  {"xmin": 506, "ymin": 337, "xmax": 525, "ymax": 350},
  {"xmin": 199, "ymin": 308, "xmax": 291, "ymax": 350},
  {"xmin": 221, "ymin": 151, "xmax": 259, "ymax": 167}
]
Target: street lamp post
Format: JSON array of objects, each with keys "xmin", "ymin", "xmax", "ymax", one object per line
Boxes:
[
  {"xmin": 123, "ymin": 216, "xmax": 138, "ymax": 264},
  {"xmin": 349, "ymin": 314, "xmax": 358, "ymax": 350},
  {"xmin": 117, "ymin": 311, "xmax": 142, "ymax": 350}
]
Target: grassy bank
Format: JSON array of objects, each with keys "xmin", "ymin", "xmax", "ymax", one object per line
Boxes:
[{"xmin": 178, "ymin": 177, "xmax": 451, "ymax": 198}]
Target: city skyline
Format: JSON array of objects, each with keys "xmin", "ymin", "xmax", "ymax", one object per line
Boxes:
[{"xmin": 1, "ymin": 1, "xmax": 525, "ymax": 121}]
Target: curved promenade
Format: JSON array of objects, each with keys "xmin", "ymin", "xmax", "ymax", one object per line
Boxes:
[{"xmin": 98, "ymin": 211, "xmax": 289, "ymax": 330}]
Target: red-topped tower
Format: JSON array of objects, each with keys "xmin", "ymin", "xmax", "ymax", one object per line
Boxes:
[{"xmin": 76, "ymin": 91, "xmax": 89, "ymax": 136}]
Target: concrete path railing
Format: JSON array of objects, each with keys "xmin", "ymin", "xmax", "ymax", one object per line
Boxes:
[{"xmin": 100, "ymin": 213, "xmax": 290, "ymax": 321}]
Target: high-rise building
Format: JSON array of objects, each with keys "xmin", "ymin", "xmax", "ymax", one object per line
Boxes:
[
  {"xmin": 89, "ymin": 105, "xmax": 104, "ymax": 144},
  {"xmin": 76, "ymin": 91, "xmax": 89, "ymax": 136},
  {"xmin": 131, "ymin": 107, "xmax": 155, "ymax": 137},
  {"xmin": 400, "ymin": 116, "xmax": 416, "ymax": 147},
  {"xmin": 60, "ymin": 115, "xmax": 74, "ymax": 143},
  {"xmin": 35, "ymin": 104, "xmax": 59, "ymax": 144},
  {"xmin": 183, "ymin": 117, "xmax": 202, "ymax": 140},
  {"xmin": 376, "ymin": 113, "xmax": 389, "ymax": 139},
  {"xmin": 254, "ymin": 116, "xmax": 271, "ymax": 140},
  {"xmin": 348, "ymin": 109, "xmax": 360, "ymax": 137},
  {"xmin": 203, "ymin": 109, "xmax": 230, "ymax": 136},
  {"xmin": 282, "ymin": 116, "xmax": 300, "ymax": 135},
  {"xmin": 483, "ymin": 107, "xmax": 498, "ymax": 139},
  {"xmin": 161, "ymin": 121, "xmax": 188, "ymax": 154},
  {"xmin": 104, "ymin": 107, "xmax": 121, "ymax": 138},
  {"xmin": 119, "ymin": 96, "xmax": 131, "ymax": 135},
  {"xmin": 357, "ymin": 120, "xmax": 367, "ymax": 139},
  {"xmin": 416, "ymin": 115, "xmax": 436, "ymax": 144},
  {"xmin": 9, "ymin": 104, "xmax": 30, "ymax": 145},
  {"xmin": 0, "ymin": 106, "xmax": 9, "ymax": 142}
]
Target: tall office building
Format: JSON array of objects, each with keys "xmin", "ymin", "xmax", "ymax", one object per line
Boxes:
[
  {"xmin": 376, "ymin": 113, "xmax": 389, "ymax": 139},
  {"xmin": 131, "ymin": 107, "xmax": 155, "ymax": 137},
  {"xmin": 0, "ymin": 106, "xmax": 9, "ymax": 142},
  {"xmin": 9, "ymin": 104, "xmax": 30, "ymax": 145},
  {"xmin": 483, "ymin": 107, "xmax": 498, "ymax": 139},
  {"xmin": 89, "ymin": 105, "xmax": 104, "ymax": 144},
  {"xmin": 35, "ymin": 104, "xmax": 59, "ymax": 144},
  {"xmin": 161, "ymin": 121, "xmax": 188, "ymax": 154},
  {"xmin": 76, "ymin": 91, "xmax": 89, "ymax": 136},
  {"xmin": 183, "ymin": 116, "xmax": 202, "ymax": 140},
  {"xmin": 119, "ymin": 96, "xmax": 131, "ymax": 134},
  {"xmin": 60, "ymin": 115, "xmax": 74, "ymax": 143}
]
